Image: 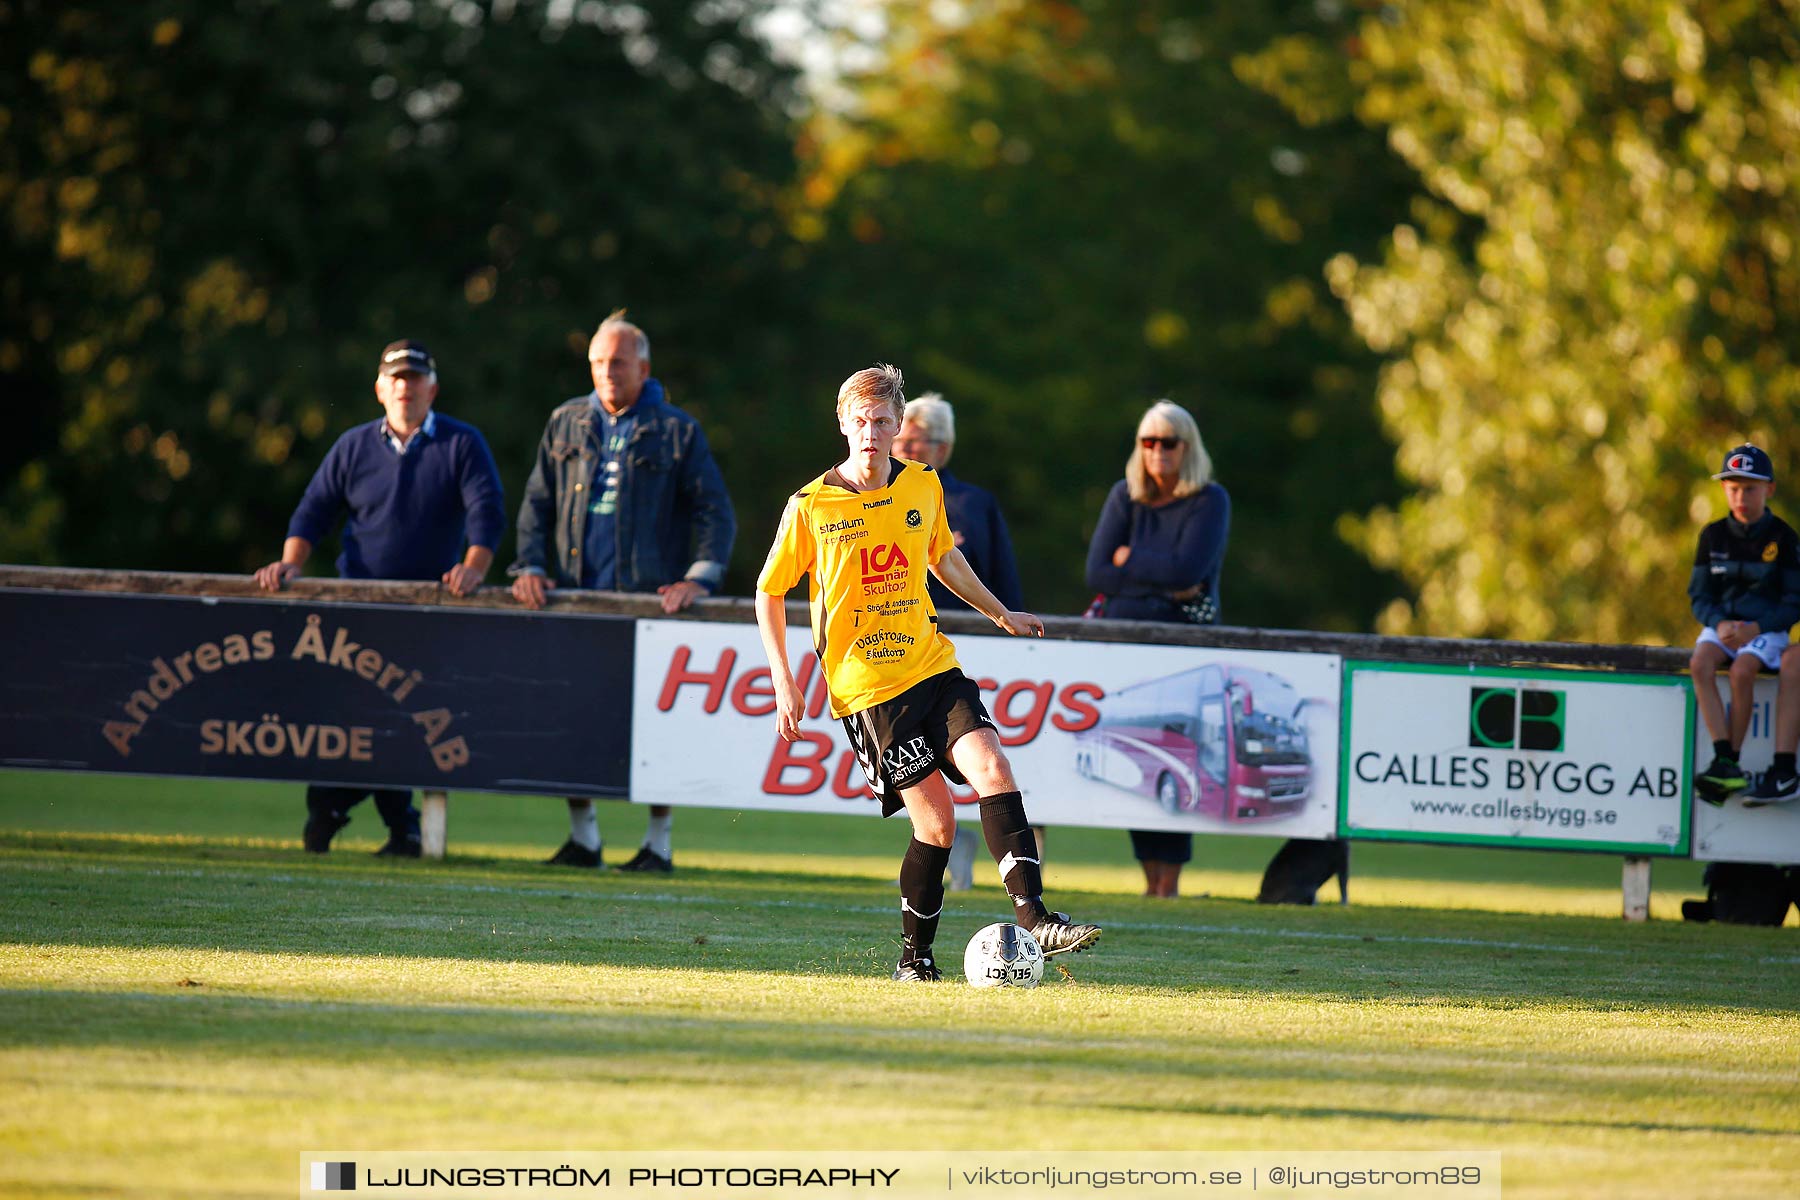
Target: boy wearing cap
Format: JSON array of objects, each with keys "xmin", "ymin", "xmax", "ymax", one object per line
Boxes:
[
  {"xmin": 255, "ymin": 340, "xmax": 506, "ymax": 853},
  {"xmin": 1688, "ymin": 443, "xmax": 1800, "ymax": 804}
]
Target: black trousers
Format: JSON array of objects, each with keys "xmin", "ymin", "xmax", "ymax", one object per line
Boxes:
[{"xmin": 305, "ymin": 785, "xmax": 418, "ymax": 834}]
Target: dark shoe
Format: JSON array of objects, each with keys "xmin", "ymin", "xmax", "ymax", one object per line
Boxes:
[
  {"xmin": 374, "ymin": 832, "xmax": 422, "ymax": 858},
  {"xmin": 1697, "ymin": 757, "xmax": 1749, "ymax": 805},
  {"xmin": 302, "ymin": 812, "xmax": 349, "ymax": 854},
  {"xmin": 892, "ymin": 955, "xmax": 943, "ymax": 982},
  {"xmin": 619, "ymin": 846, "xmax": 674, "ymax": 873},
  {"xmin": 544, "ymin": 839, "xmax": 604, "ymax": 869},
  {"xmin": 1744, "ymin": 767, "xmax": 1800, "ymax": 808},
  {"xmin": 1028, "ymin": 911, "xmax": 1102, "ymax": 958},
  {"xmin": 1681, "ymin": 898, "xmax": 1715, "ymax": 923}
]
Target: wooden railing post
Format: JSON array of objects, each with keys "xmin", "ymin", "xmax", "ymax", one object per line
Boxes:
[{"xmin": 420, "ymin": 791, "xmax": 448, "ymax": 860}]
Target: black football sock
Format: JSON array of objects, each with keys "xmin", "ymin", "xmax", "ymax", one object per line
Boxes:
[
  {"xmin": 977, "ymin": 791, "xmax": 1050, "ymax": 927},
  {"xmin": 1713, "ymin": 739, "xmax": 1734, "ymax": 761},
  {"xmin": 899, "ymin": 838, "xmax": 951, "ymax": 963},
  {"xmin": 1776, "ymin": 752, "xmax": 1797, "ymax": 776}
]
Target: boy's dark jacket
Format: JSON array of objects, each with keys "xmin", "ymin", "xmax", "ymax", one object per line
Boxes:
[{"xmin": 1689, "ymin": 511, "xmax": 1800, "ymax": 632}]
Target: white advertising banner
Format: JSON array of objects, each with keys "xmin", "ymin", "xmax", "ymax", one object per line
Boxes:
[
  {"xmin": 632, "ymin": 620, "xmax": 1341, "ymax": 838},
  {"xmin": 1342, "ymin": 663, "xmax": 1691, "ymax": 855},
  {"xmin": 1688, "ymin": 675, "xmax": 1800, "ymax": 865}
]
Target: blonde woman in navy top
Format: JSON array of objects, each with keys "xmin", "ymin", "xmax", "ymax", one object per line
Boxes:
[{"xmin": 1084, "ymin": 400, "xmax": 1230, "ymax": 897}]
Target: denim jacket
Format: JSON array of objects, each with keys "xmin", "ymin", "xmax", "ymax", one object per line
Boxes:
[{"xmin": 510, "ymin": 380, "xmax": 735, "ymax": 592}]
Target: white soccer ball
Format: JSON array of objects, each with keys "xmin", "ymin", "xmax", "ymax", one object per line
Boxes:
[{"xmin": 963, "ymin": 921, "xmax": 1044, "ymax": 988}]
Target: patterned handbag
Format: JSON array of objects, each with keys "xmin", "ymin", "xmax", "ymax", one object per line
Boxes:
[{"xmin": 1178, "ymin": 587, "xmax": 1217, "ymax": 625}]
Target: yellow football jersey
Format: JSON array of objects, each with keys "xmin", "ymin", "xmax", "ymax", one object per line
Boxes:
[{"xmin": 757, "ymin": 459, "xmax": 962, "ymax": 717}]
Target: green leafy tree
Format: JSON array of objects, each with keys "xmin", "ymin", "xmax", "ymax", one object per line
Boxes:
[
  {"xmin": 1, "ymin": 0, "xmax": 806, "ymax": 582},
  {"xmin": 1258, "ymin": 0, "xmax": 1800, "ymax": 642},
  {"xmin": 794, "ymin": 0, "xmax": 1417, "ymax": 627}
]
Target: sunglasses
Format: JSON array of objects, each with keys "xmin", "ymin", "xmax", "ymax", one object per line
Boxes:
[{"xmin": 1139, "ymin": 436, "xmax": 1182, "ymax": 450}]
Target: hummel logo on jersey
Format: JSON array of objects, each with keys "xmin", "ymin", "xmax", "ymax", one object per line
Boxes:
[{"xmin": 863, "ymin": 496, "xmax": 893, "ymax": 509}]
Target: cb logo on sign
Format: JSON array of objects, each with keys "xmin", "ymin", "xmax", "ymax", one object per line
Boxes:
[{"xmin": 1469, "ymin": 686, "xmax": 1565, "ymax": 751}]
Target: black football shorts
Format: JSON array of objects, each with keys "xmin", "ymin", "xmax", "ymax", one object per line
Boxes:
[{"xmin": 841, "ymin": 668, "xmax": 996, "ymax": 816}]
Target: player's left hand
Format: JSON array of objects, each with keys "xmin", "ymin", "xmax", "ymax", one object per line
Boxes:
[
  {"xmin": 657, "ymin": 579, "xmax": 707, "ymax": 613},
  {"xmin": 995, "ymin": 609, "xmax": 1044, "ymax": 638},
  {"xmin": 441, "ymin": 563, "xmax": 484, "ymax": 597}
]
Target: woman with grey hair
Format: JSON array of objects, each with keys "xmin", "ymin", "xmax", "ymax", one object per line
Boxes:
[{"xmin": 1083, "ymin": 399, "xmax": 1231, "ymax": 897}]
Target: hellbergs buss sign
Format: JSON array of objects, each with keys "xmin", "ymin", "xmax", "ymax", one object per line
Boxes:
[
  {"xmin": 631, "ymin": 619, "xmax": 1342, "ymax": 838},
  {"xmin": 1341, "ymin": 662, "xmax": 1692, "ymax": 855}
]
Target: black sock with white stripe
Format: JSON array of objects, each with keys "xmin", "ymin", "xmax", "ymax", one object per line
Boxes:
[
  {"xmin": 898, "ymin": 838, "xmax": 951, "ymax": 963},
  {"xmin": 977, "ymin": 791, "xmax": 1050, "ymax": 927}
]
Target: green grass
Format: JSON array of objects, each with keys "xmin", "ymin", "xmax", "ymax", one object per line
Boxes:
[{"xmin": 1, "ymin": 770, "xmax": 1796, "ymax": 1199}]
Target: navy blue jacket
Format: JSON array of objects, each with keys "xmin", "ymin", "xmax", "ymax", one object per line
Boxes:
[
  {"xmin": 930, "ymin": 469, "xmax": 1023, "ymax": 612},
  {"xmin": 287, "ymin": 413, "xmax": 505, "ymax": 581},
  {"xmin": 1689, "ymin": 510, "xmax": 1800, "ymax": 632},
  {"xmin": 1084, "ymin": 480, "xmax": 1231, "ymax": 623}
]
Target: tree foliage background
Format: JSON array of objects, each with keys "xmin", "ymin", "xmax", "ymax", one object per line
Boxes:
[
  {"xmin": 794, "ymin": 0, "xmax": 1415, "ymax": 627},
  {"xmin": 3, "ymin": 0, "xmax": 806, "ymax": 577},
  {"xmin": 1253, "ymin": 0, "xmax": 1800, "ymax": 643},
  {"xmin": 9, "ymin": 0, "xmax": 1798, "ymax": 641}
]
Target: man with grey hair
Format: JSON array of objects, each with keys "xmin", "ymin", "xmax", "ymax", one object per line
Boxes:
[
  {"xmin": 895, "ymin": 393, "xmax": 1023, "ymax": 616},
  {"xmin": 511, "ymin": 310, "xmax": 736, "ymax": 872},
  {"xmin": 894, "ymin": 392, "xmax": 1024, "ymax": 890}
]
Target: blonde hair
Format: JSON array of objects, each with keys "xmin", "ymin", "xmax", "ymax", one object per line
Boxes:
[
  {"xmin": 1125, "ymin": 399, "xmax": 1211, "ymax": 503},
  {"xmin": 588, "ymin": 308, "xmax": 650, "ymax": 362},
  {"xmin": 902, "ymin": 392, "xmax": 956, "ymax": 448},
  {"xmin": 836, "ymin": 363, "xmax": 906, "ymax": 421}
]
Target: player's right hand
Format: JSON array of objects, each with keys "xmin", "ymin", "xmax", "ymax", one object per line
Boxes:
[
  {"xmin": 995, "ymin": 609, "xmax": 1045, "ymax": 638},
  {"xmin": 510, "ymin": 573, "xmax": 555, "ymax": 610},
  {"xmin": 254, "ymin": 561, "xmax": 299, "ymax": 591}
]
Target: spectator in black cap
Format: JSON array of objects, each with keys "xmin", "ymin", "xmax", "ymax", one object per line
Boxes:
[
  {"xmin": 1690, "ymin": 442, "xmax": 1800, "ymax": 805},
  {"xmin": 255, "ymin": 339, "xmax": 506, "ymax": 856}
]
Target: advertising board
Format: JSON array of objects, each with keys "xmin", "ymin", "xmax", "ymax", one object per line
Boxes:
[
  {"xmin": 0, "ymin": 590, "xmax": 633, "ymax": 796},
  {"xmin": 632, "ymin": 620, "xmax": 1341, "ymax": 836},
  {"xmin": 1687, "ymin": 676, "xmax": 1800, "ymax": 864},
  {"xmin": 1342, "ymin": 662, "xmax": 1691, "ymax": 855}
]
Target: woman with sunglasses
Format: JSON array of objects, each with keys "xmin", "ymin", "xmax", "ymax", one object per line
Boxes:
[{"xmin": 1083, "ymin": 399, "xmax": 1231, "ymax": 897}]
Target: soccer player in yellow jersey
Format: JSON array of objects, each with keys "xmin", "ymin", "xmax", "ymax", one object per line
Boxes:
[{"xmin": 755, "ymin": 364, "xmax": 1102, "ymax": 981}]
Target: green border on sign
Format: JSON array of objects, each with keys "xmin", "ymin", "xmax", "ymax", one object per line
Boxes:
[{"xmin": 1337, "ymin": 660, "xmax": 1693, "ymax": 857}]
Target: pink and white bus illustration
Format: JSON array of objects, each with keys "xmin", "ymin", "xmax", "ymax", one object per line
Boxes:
[{"xmin": 1073, "ymin": 664, "xmax": 1312, "ymax": 821}]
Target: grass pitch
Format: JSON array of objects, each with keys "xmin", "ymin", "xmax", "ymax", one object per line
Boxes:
[{"xmin": 0, "ymin": 770, "xmax": 1796, "ymax": 1200}]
